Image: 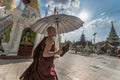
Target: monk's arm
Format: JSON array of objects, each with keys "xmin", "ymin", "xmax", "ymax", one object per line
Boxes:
[{"xmin": 43, "ymin": 38, "xmax": 58, "ymax": 57}]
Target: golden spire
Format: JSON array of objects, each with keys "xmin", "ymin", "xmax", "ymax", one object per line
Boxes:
[
  {"xmin": 29, "ymin": 0, "xmax": 39, "ymax": 9},
  {"xmin": 1, "ymin": 0, "xmax": 15, "ymax": 11},
  {"xmin": 10, "ymin": 0, "xmax": 15, "ymax": 10}
]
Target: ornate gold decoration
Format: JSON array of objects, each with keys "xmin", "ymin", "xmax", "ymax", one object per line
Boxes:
[
  {"xmin": 29, "ymin": 0, "xmax": 39, "ymax": 9},
  {"xmin": 1, "ymin": 0, "xmax": 15, "ymax": 10}
]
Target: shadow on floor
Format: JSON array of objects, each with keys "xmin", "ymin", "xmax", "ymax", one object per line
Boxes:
[{"xmin": 0, "ymin": 59, "xmax": 33, "ymax": 65}]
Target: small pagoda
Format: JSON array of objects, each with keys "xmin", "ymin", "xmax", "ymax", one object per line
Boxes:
[
  {"xmin": 101, "ymin": 21, "xmax": 119, "ymax": 56},
  {"xmin": 79, "ymin": 31, "xmax": 86, "ymax": 48}
]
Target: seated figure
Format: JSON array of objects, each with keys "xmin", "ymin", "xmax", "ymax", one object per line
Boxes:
[{"xmin": 21, "ymin": 31, "xmax": 32, "ymax": 46}]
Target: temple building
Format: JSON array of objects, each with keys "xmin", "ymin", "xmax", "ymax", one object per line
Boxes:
[
  {"xmin": 79, "ymin": 31, "xmax": 86, "ymax": 48},
  {"xmin": 0, "ymin": 6, "xmax": 6, "ymax": 18},
  {"xmin": 100, "ymin": 21, "xmax": 119, "ymax": 56},
  {"xmin": 75, "ymin": 31, "xmax": 92, "ymax": 48},
  {"xmin": 0, "ymin": 0, "xmax": 41, "ymax": 57}
]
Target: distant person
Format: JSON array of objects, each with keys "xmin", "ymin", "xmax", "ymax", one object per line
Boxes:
[{"xmin": 19, "ymin": 26, "xmax": 62, "ymax": 80}]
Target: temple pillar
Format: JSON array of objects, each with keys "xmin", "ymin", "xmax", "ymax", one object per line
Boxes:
[
  {"xmin": 10, "ymin": 23, "xmax": 24, "ymax": 53},
  {"xmin": 8, "ymin": 19, "xmax": 18, "ymax": 48},
  {"xmin": 32, "ymin": 34, "xmax": 43, "ymax": 51}
]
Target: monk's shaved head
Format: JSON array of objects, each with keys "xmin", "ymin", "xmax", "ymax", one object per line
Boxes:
[
  {"xmin": 47, "ymin": 26, "xmax": 56, "ymax": 37},
  {"xmin": 47, "ymin": 26, "xmax": 55, "ymax": 32}
]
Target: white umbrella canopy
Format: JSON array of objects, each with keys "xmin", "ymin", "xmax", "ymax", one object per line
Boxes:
[{"xmin": 31, "ymin": 14, "xmax": 84, "ymax": 34}]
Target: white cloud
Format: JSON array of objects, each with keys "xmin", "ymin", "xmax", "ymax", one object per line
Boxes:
[
  {"xmin": 15, "ymin": 0, "xmax": 20, "ymax": 7},
  {"xmin": 118, "ymin": 20, "xmax": 120, "ymax": 25},
  {"xmin": 85, "ymin": 17, "xmax": 112, "ymax": 28},
  {"xmin": 78, "ymin": 10, "xmax": 90, "ymax": 21},
  {"xmin": 72, "ymin": 0, "xmax": 80, "ymax": 8},
  {"xmin": 46, "ymin": 0, "xmax": 71, "ymax": 10},
  {"xmin": 45, "ymin": 0, "xmax": 80, "ymax": 15}
]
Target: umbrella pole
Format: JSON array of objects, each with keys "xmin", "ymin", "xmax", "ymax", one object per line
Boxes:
[
  {"xmin": 56, "ymin": 21, "xmax": 61, "ymax": 49},
  {"xmin": 58, "ymin": 34, "xmax": 61, "ymax": 48}
]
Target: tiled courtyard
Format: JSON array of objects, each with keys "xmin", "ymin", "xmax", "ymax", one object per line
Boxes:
[{"xmin": 0, "ymin": 53, "xmax": 120, "ymax": 80}]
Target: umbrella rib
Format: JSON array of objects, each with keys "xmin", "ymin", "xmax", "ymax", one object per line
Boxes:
[
  {"xmin": 40, "ymin": 21, "xmax": 55, "ymax": 34},
  {"xmin": 64, "ymin": 21, "xmax": 75, "ymax": 33},
  {"xmin": 58, "ymin": 23, "xmax": 65, "ymax": 34},
  {"xmin": 36, "ymin": 19, "xmax": 55, "ymax": 33},
  {"xmin": 54, "ymin": 16, "xmax": 72, "ymax": 32},
  {"xmin": 60, "ymin": 17, "xmax": 77, "ymax": 29},
  {"xmin": 63, "ymin": 19, "xmax": 76, "ymax": 31},
  {"xmin": 62, "ymin": 21, "xmax": 75, "ymax": 32},
  {"xmin": 37, "ymin": 23, "xmax": 48, "ymax": 33},
  {"xmin": 32, "ymin": 19, "xmax": 49, "ymax": 31},
  {"xmin": 31, "ymin": 18, "xmax": 48, "ymax": 29},
  {"xmin": 60, "ymin": 21, "xmax": 69, "ymax": 34},
  {"xmin": 61, "ymin": 16, "xmax": 83, "ymax": 28},
  {"xmin": 35, "ymin": 21, "xmax": 49, "ymax": 32},
  {"xmin": 62, "ymin": 18, "xmax": 83, "ymax": 30}
]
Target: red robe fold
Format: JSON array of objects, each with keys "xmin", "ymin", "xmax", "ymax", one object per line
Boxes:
[{"xmin": 20, "ymin": 37, "xmax": 58, "ymax": 80}]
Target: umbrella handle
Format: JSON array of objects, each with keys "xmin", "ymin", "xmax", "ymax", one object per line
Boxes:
[
  {"xmin": 57, "ymin": 34, "xmax": 62, "ymax": 49},
  {"xmin": 59, "ymin": 41, "xmax": 61, "ymax": 48}
]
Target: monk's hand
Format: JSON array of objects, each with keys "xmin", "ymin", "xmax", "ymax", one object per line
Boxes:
[
  {"xmin": 57, "ymin": 48, "xmax": 63, "ymax": 55},
  {"xmin": 54, "ymin": 55, "xmax": 60, "ymax": 59},
  {"xmin": 20, "ymin": 77, "xmax": 24, "ymax": 80}
]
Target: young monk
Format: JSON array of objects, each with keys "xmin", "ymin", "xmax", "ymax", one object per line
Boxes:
[{"xmin": 20, "ymin": 26, "xmax": 62, "ymax": 80}]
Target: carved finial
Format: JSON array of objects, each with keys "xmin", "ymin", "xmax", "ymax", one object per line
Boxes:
[
  {"xmin": 54, "ymin": 7, "xmax": 57, "ymax": 15},
  {"xmin": 111, "ymin": 21, "xmax": 113, "ymax": 24},
  {"xmin": 45, "ymin": 11, "xmax": 48, "ymax": 17},
  {"xmin": 82, "ymin": 30, "xmax": 84, "ymax": 34}
]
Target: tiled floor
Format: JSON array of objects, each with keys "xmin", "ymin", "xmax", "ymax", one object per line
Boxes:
[{"xmin": 0, "ymin": 53, "xmax": 120, "ymax": 80}]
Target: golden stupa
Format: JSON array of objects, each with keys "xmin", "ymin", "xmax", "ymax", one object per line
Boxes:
[
  {"xmin": 1, "ymin": 0, "xmax": 15, "ymax": 11},
  {"xmin": 10, "ymin": 0, "xmax": 15, "ymax": 10}
]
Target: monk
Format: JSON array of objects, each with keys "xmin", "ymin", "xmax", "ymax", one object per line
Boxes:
[{"xmin": 20, "ymin": 26, "xmax": 62, "ymax": 80}]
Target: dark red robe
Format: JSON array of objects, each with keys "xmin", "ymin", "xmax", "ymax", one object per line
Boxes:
[
  {"xmin": 22, "ymin": 0, "xmax": 31, "ymax": 4},
  {"xmin": 19, "ymin": 37, "xmax": 58, "ymax": 80}
]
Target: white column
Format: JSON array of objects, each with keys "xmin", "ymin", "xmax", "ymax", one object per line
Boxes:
[
  {"xmin": 8, "ymin": 20, "xmax": 18, "ymax": 48},
  {"xmin": 10, "ymin": 23, "xmax": 24, "ymax": 53},
  {"xmin": 33, "ymin": 34, "xmax": 43, "ymax": 49},
  {"xmin": 32, "ymin": 33, "xmax": 44, "ymax": 55}
]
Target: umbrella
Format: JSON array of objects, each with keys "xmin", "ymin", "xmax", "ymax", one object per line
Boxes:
[{"xmin": 31, "ymin": 14, "xmax": 84, "ymax": 34}]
